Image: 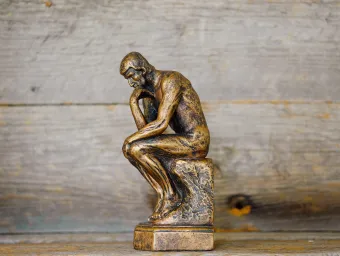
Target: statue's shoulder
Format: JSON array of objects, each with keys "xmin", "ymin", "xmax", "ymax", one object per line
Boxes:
[{"xmin": 160, "ymin": 71, "xmax": 189, "ymax": 87}]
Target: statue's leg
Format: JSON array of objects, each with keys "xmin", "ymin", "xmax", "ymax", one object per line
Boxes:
[
  {"xmin": 129, "ymin": 134, "xmax": 208, "ymax": 219},
  {"xmin": 129, "ymin": 144, "xmax": 181, "ymax": 219},
  {"xmin": 123, "ymin": 147, "xmax": 164, "ymax": 219},
  {"xmin": 127, "ymin": 157, "xmax": 164, "ymax": 218}
]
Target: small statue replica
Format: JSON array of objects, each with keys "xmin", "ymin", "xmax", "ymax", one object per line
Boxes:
[{"xmin": 120, "ymin": 52, "xmax": 214, "ymax": 251}]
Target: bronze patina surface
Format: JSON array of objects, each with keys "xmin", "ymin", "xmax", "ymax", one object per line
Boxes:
[
  {"xmin": 120, "ymin": 52, "xmax": 214, "ymax": 251},
  {"xmin": 134, "ymin": 224, "xmax": 214, "ymax": 251}
]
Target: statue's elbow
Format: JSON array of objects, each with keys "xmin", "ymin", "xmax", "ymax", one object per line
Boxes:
[{"xmin": 155, "ymin": 119, "xmax": 168, "ymax": 134}]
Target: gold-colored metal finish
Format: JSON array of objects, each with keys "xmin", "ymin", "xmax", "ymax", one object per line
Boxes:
[
  {"xmin": 134, "ymin": 224, "xmax": 214, "ymax": 251},
  {"xmin": 151, "ymin": 158, "xmax": 214, "ymax": 226},
  {"xmin": 120, "ymin": 52, "xmax": 214, "ymax": 251}
]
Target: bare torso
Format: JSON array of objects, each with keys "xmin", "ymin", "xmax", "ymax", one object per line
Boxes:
[{"xmin": 151, "ymin": 71, "xmax": 209, "ymax": 136}]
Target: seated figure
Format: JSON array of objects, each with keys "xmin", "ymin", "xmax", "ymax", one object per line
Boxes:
[{"xmin": 120, "ymin": 52, "xmax": 210, "ymax": 223}]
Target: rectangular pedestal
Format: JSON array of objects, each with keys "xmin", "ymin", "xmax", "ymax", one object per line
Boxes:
[{"xmin": 134, "ymin": 224, "xmax": 214, "ymax": 251}]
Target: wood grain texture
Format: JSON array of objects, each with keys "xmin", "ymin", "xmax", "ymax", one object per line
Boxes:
[
  {"xmin": 2, "ymin": 232, "xmax": 340, "ymax": 244},
  {"xmin": 0, "ymin": 0, "xmax": 340, "ymax": 103},
  {"xmin": 0, "ymin": 233, "xmax": 340, "ymax": 255},
  {"xmin": 1, "ymin": 102, "xmax": 340, "ymax": 233}
]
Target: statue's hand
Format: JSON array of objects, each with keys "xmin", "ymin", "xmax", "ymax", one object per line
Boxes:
[
  {"xmin": 130, "ymin": 88, "xmax": 154, "ymax": 104},
  {"xmin": 129, "ymin": 89, "xmax": 154, "ymax": 131}
]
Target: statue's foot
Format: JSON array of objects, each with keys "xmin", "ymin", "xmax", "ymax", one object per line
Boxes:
[
  {"xmin": 154, "ymin": 196, "xmax": 163, "ymax": 213},
  {"xmin": 159, "ymin": 194, "xmax": 182, "ymax": 218},
  {"xmin": 148, "ymin": 197, "xmax": 164, "ymax": 221},
  {"xmin": 148, "ymin": 212, "xmax": 162, "ymax": 221}
]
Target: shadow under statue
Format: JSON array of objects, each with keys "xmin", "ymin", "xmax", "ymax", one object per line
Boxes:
[{"xmin": 120, "ymin": 52, "xmax": 214, "ymax": 251}]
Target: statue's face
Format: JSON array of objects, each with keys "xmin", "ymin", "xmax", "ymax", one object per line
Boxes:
[{"xmin": 124, "ymin": 68, "xmax": 145, "ymax": 89}]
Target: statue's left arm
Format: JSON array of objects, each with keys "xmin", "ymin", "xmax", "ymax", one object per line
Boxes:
[
  {"xmin": 124, "ymin": 78, "xmax": 181, "ymax": 144},
  {"xmin": 142, "ymin": 97, "xmax": 158, "ymax": 123}
]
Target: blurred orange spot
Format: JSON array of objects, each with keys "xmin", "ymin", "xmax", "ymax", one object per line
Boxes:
[
  {"xmin": 45, "ymin": 1, "xmax": 53, "ymax": 7},
  {"xmin": 229, "ymin": 205, "xmax": 252, "ymax": 217},
  {"xmin": 106, "ymin": 105, "xmax": 116, "ymax": 111},
  {"xmin": 317, "ymin": 113, "xmax": 331, "ymax": 119}
]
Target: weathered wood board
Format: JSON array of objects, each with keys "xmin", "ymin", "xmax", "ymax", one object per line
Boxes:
[
  {"xmin": 0, "ymin": 0, "xmax": 340, "ymax": 103},
  {"xmin": 1, "ymin": 102, "xmax": 340, "ymax": 233},
  {"xmin": 2, "ymin": 232, "xmax": 340, "ymax": 244},
  {"xmin": 1, "ymin": 233, "xmax": 340, "ymax": 255},
  {"xmin": 1, "ymin": 0, "xmax": 340, "ymax": 234}
]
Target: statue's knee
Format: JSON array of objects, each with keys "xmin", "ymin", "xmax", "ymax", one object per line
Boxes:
[
  {"xmin": 122, "ymin": 142, "xmax": 132, "ymax": 158},
  {"xmin": 130, "ymin": 143, "xmax": 144, "ymax": 158}
]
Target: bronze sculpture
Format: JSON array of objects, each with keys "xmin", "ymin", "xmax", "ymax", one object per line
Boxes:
[{"xmin": 120, "ymin": 52, "xmax": 214, "ymax": 251}]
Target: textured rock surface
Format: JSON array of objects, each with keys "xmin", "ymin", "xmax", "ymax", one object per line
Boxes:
[{"xmin": 154, "ymin": 158, "xmax": 214, "ymax": 226}]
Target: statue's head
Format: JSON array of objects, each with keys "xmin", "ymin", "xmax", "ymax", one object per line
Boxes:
[{"xmin": 120, "ymin": 52, "xmax": 155, "ymax": 88}]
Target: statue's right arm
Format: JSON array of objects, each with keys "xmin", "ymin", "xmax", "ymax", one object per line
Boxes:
[
  {"xmin": 129, "ymin": 89, "xmax": 155, "ymax": 130},
  {"xmin": 130, "ymin": 100, "xmax": 146, "ymax": 130},
  {"xmin": 124, "ymin": 77, "xmax": 181, "ymax": 143}
]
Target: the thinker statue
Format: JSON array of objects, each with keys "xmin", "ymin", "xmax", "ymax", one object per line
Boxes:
[{"xmin": 120, "ymin": 52, "xmax": 214, "ymax": 251}]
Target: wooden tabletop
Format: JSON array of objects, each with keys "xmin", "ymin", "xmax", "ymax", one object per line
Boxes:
[{"xmin": 1, "ymin": 232, "xmax": 339, "ymax": 255}]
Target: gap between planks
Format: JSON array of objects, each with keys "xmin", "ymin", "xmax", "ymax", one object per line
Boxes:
[{"xmin": 1, "ymin": 100, "xmax": 340, "ymax": 107}]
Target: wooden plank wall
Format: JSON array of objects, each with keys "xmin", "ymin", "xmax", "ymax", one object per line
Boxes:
[{"xmin": 0, "ymin": 0, "xmax": 339, "ymax": 233}]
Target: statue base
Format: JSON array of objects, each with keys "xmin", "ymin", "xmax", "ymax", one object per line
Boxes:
[{"xmin": 134, "ymin": 224, "xmax": 214, "ymax": 251}]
